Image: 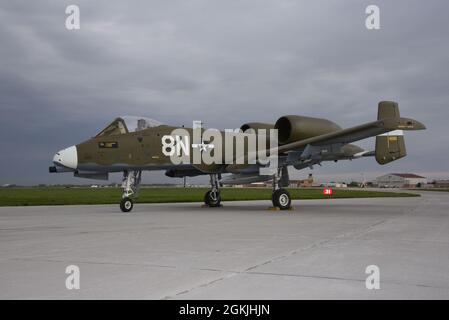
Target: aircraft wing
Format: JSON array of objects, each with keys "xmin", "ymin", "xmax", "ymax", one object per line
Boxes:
[
  {"xmin": 277, "ymin": 117, "xmax": 425, "ymax": 154},
  {"xmin": 241, "ymin": 104, "xmax": 425, "ymax": 168},
  {"xmin": 264, "ymin": 101, "xmax": 425, "ymax": 167}
]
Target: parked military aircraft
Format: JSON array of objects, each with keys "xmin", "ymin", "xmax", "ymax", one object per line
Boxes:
[{"xmin": 50, "ymin": 101, "xmax": 425, "ymax": 212}]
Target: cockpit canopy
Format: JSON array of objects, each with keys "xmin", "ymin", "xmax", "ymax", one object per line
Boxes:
[{"xmin": 96, "ymin": 116, "xmax": 163, "ymax": 137}]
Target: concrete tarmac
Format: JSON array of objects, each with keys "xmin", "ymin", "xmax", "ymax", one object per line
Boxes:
[{"xmin": 1, "ymin": 191, "xmax": 449, "ymax": 299}]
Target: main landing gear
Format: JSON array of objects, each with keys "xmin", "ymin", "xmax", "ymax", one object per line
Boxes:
[
  {"xmin": 120, "ymin": 170, "xmax": 142, "ymax": 213},
  {"xmin": 204, "ymin": 174, "xmax": 221, "ymax": 207},
  {"xmin": 271, "ymin": 168, "xmax": 292, "ymax": 210},
  {"xmin": 202, "ymin": 171, "xmax": 292, "ymax": 210}
]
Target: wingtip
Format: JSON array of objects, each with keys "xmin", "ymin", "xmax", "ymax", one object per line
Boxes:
[
  {"xmin": 395, "ymin": 118, "xmax": 426, "ymax": 131},
  {"xmin": 407, "ymin": 119, "xmax": 426, "ymax": 130},
  {"xmin": 415, "ymin": 120, "xmax": 426, "ymax": 130}
]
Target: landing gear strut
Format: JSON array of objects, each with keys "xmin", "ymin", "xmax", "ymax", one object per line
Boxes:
[
  {"xmin": 271, "ymin": 167, "xmax": 291, "ymax": 210},
  {"xmin": 120, "ymin": 170, "xmax": 142, "ymax": 212},
  {"xmin": 204, "ymin": 174, "xmax": 221, "ymax": 207}
]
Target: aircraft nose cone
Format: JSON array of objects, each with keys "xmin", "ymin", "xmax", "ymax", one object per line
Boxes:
[{"xmin": 53, "ymin": 145, "xmax": 78, "ymax": 169}]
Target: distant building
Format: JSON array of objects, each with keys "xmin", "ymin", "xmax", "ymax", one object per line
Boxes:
[
  {"xmin": 376, "ymin": 173, "xmax": 427, "ymax": 188},
  {"xmin": 433, "ymin": 180, "xmax": 449, "ymax": 188},
  {"xmin": 290, "ymin": 174, "xmax": 314, "ymax": 188},
  {"xmin": 321, "ymin": 182, "xmax": 348, "ymax": 188}
]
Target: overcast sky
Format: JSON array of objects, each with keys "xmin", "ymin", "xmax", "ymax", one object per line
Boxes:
[{"xmin": 0, "ymin": 0, "xmax": 448, "ymax": 185}]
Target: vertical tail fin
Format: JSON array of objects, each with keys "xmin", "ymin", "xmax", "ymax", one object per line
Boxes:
[
  {"xmin": 377, "ymin": 101, "xmax": 400, "ymax": 120},
  {"xmin": 375, "ymin": 101, "xmax": 407, "ymax": 165}
]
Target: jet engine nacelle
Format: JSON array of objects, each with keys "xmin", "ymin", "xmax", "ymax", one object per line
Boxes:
[{"xmin": 274, "ymin": 115, "xmax": 342, "ymax": 144}]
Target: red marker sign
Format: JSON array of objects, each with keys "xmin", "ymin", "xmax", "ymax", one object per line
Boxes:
[{"xmin": 323, "ymin": 187, "xmax": 333, "ymax": 196}]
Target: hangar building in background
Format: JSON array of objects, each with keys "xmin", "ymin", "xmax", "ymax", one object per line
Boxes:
[{"xmin": 376, "ymin": 173, "xmax": 427, "ymax": 188}]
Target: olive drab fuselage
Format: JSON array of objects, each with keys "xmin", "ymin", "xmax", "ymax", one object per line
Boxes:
[{"xmin": 76, "ymin": 125, "xmax": 266, "ymax": 173}]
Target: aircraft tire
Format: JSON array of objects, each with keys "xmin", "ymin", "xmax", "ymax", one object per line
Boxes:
[
  {"xmin": 204, "ymin": 190, "xmax": 221, "ymax": 207},
  {"xmin": 120, "ymin": 197, "xmax": 133, "ymax": 212},
  {"xmin": 272, "ymin": 189, "xmax": 291, "ymax": 210}
]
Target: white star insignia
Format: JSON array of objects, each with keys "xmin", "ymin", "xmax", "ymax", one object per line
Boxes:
[{"xmin": 192, "ymin": 143, "xmax": 214, "ymax": 153}]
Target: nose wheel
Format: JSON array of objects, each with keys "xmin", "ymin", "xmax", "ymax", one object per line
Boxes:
[
  {"xmin": 120, "ymin": 170, "xmax": 141, "ymax": 213},
  {"xmin": 120, "ymin": 197, "xmax": 134, "ymax": 212}
]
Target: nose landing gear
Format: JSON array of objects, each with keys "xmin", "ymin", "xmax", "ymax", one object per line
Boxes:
[{"xmin": 120, "ymin": 170, "xmax": 142, "ymax": 213}]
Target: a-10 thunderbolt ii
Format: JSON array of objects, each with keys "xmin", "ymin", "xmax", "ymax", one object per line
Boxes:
[{"xmin": 49, "ymin": 101, "xmax": 425, "ymax": 212}]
